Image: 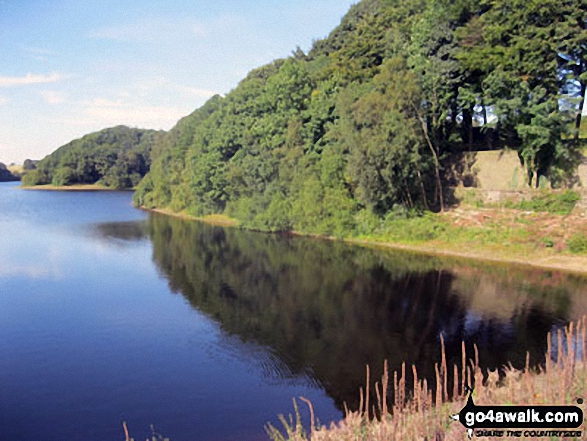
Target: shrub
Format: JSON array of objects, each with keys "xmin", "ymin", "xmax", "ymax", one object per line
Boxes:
[
  {"xmin": 51, "ymin": 166, "xmax": 76, "ymax": 186},
  {"xmin": 541, "ymin": 237, "xmax": 554, "ymax": 248},
  {"xmin": 567, "ymin": 233, "xmax": 587, "ymax": 254},
  {"xmin": 353, "ymin": 209, "xmax": 381, "ymax": 236},
  {"xmin": 514, "ymin": 190, "xmax": 580, "ymax": 215},
  {"xmin": 382, "ymin": 212, "xmax": 447, "ymax": 242}
]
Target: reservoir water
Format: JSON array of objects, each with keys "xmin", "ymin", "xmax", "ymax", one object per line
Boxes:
[{"xmin": 1, "ymin": 181, "xmax": 586, "ymax": 440}]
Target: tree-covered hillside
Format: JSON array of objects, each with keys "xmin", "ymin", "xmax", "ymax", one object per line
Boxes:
[
  {"xmin": 23, "ymin": 126, "xmax": 164, "ymax": 189},
  {"xmin": 0, "ymin": 163, "xmax": 20, "ymax": 182},
  {"xmin": 135, "ymin": 0, "xmax": 586, "ymax": 234}
]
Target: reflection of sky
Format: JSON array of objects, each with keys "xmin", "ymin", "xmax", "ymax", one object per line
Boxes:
[
  {"xmin": 0, "ymin": 183, "xmax": 339, "ymax": 441},
  {"xmin": 463, "ymin": 311, "xmax": 483, "ymax": 335},
  {"xmin": 460, "ymin": 311, "xmax": 517, "ymax": 352},
  {"xmin": 0, "ymin": 182, "xmax": 150, "ymax": 282},
  {"xmin": 0, "ymin": 220, "xmax": 66, "ymax": 281},
  {"xmin": 0, "ymin": 218, "xmax": 151, "ymax": 282},
  {"xmin": 548, "ymin": 324, "xmax": 585, "ymax": 363},
  {"xmin": 0, "ymin": 183, "xmax": 147, "ymax": 226}
]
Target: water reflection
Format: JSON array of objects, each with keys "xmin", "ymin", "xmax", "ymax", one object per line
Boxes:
[
  {"xmin": 96, "ymin": 213, "xmax": 587, "ymax": 411},
  {"xmin": 91, "ymin": 221, "xmax": 148, "ymax": 244}
]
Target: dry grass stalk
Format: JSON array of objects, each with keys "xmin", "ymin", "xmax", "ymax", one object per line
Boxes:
[
  {"xmin": 122, "ymin": 421, "xmax": 130, "ymax": 441},
  {"xmin": 268, "ymin": 317, "xmax": 587, "ymax": 441}
]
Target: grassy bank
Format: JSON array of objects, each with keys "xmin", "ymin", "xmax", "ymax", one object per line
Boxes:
[
  {"xmin": 268, "ymin": 318, "xmax": 587, "ymax": 440},
  {"xmin": 7, "ymin": 164, "xmax": 24, "ymax": 175},
  {"xmin": 147, "ymin": 208, "xmax": 239, "ymax": 227},
  {"xmin": 350, "ymin": 206, "xmax": 587, "ymax": 276}
]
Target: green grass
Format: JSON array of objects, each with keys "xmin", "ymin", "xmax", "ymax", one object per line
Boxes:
[
  {"xmin": 507, "ymin": 190, "xmax": 580, "ymax": 215},
  {"xmin": 358, "ymin": 212, "xmax": 530, "ymax": 249},
  {"xmin": 458, "ymin": 188, "xmax": 582, "ymax": 215},
  {"xmin": 348, "ymin": 204, "xmax": 587, "ymax": 263},
  {"xmin": 568, "ymin": 233, "xmax": 587, "ymax": 254}
]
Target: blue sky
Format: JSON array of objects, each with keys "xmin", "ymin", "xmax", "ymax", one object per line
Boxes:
[{"xmin": 0, "ymin": 0, "xmax": 357, "ymax": 164}]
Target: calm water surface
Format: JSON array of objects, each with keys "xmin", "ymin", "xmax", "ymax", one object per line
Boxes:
[{"xmin": 1, "ymin": 181, "xmax": 586, "ymax": 440}]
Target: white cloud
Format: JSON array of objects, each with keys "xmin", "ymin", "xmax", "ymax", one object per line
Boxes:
[
  {"xmin": 0, "ymin": 96, "xmax": 7, "ymax": 105},
  {"xmin": 192, "ymin": 24, "xmax": 207, "ymax": 37},
  {"xmin": 174, "ymin": 84, "xmax": 218, "ymax": 98},
  {"xmin": 40, "ymin": 90, "xmax": 66, "ymax": 104},
  {"xmin": 132, "ymin": 76, "xmax": 218, "ymax": 99},
  {"xmin": 88, "ymin": 18, "xmax": 204, "ymax": 43},
  {"xmin": 0, "ymin": 72, "xmax": 66, "ymax": 88},
  {"xmin": 84, "ymin": 101, "xmax": 187, "ymax": 128},
  {"xmin": 43, "ymin": 97, "xmax": 189, "ymax": 131},
  {"xmin": 88, "ymin": 22, "xmax": 150, "ymax": 42},
  {"xmin": 91, "ymin": 97, "xmax": 125, "ymax": 107},
  {"xmin": 24, "ymin": 47, "xmax": 58, "ymax": 56},
  {"xmin": 0, "ymin": 264, "xmax": 63, "ymax": 279},
  {"xmin": 86, "ymin": 16, "xmax": 227, "ymax": 43},
  {"xmin": 23, "ymin": 47, "xmax": 58, "ymax": 62}
]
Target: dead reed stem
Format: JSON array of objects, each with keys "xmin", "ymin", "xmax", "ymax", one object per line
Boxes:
[
  {"xmin": 268, "ymin": 316, "xmax": 587, "ymax": 441},
  {"xmin": 122, "ymin": 421, "xmax": 130, "ymax": 441}
]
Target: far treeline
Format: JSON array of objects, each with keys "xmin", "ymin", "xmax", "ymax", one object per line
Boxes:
[
  {"xmin": 22, "ymin": 126, "xmax": 164, "ymax": 189},
  {"xmin": 133, "ymin": 0, "xmax": 586, "ymax": 235},
  {"xmin": 0, "ymin": 163, "xmax": 20, "ymax": 182}
]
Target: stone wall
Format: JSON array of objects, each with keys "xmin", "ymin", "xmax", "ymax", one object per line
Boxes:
[
  {"xmin": 449, "ymin": 150, "xmax": 587, "ymax": 190},
  {"xmin": 448, "ymin": 150, "xmax": 587, "ymax": 213},
  {"xmin": 578, "ymin": 162, "xmax": 587, "ymax": 188}
]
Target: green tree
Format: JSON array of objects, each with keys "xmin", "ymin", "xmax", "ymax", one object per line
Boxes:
[{"xmin": 24, "ymin": 126, "xmax": 163, "ymax": 188}]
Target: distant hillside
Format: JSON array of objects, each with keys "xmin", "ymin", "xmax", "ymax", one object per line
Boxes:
[
  {"xmin": 0, "ymin": 163, "xmax": 20, "ymax": 182},
  {"xmin": 23, "ymin": 126, "xmax": 165, "ymax": 189}
]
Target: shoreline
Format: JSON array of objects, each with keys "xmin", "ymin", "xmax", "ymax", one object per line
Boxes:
[
  {"xmin": 344, "ymin": 237, "xmax": 587, "ymax": 276},
  {"xmin": 19, "ymin": 184, "xmax": 132, "ymax": 191},
  {"xmin": 146, "ymin": 207, "xmax": 239, "ymax": 227},
  {"xmin": 144, "ymin": 206, "xmax": 587, "ymax": 277}
]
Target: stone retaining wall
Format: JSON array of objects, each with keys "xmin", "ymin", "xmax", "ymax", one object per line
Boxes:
[{"xmin": 449, "ymin": 150, "xmax": 587, "ymax": 190}]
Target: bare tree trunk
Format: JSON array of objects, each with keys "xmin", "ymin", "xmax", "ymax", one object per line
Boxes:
[
  {"xmin": 482, "ymin": 98, "xmax": 492, "ymax": 150},
  {"xmin": 462, "ymin": 107, "xmax": 474, "ymax": 151},
  {"xmin": 575, "ymin": 80, "xmax": 586, "ymax": 142},
  {"xmin": 527, "ymin": 158, "xmax": 538, "ymax": 188},
  {"xmin": 416, "ymin": 165, "xmax": 429, "ymax": 211},
  {"xmin": 404, "ymin": 178, "xmax": 414, "ymax": 209},
  {"xmin": 414, "ymin": 105, "xmax": 444, "ymax": 212},
  {"xmin": 482, "ymin": 101, "xmax": 488, "ymax": 126},
  {"xmin": 468, "ymin": 107, "xmax": 474, "ymax": 151}
]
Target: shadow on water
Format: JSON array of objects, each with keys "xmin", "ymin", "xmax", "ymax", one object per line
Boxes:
[
  {"xmin": 96, "ymin": 213, "xmax": 587, "ymax": 413},
  {"xmin": 91, "ymin": 220, "xmax": 149, "ymax": 244}
]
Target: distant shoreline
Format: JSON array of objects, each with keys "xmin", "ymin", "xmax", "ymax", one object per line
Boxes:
[{"xmin": 19, "ymin": 184, "xmax": 132, "ymax": 191}]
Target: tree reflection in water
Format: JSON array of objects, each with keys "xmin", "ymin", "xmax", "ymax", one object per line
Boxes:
[{"xmin": 95, "ymin": 213, "xmax": 587, "ymax": 412}]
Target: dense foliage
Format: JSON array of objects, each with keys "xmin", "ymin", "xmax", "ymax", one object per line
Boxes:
[
  {"xmin": 126, "ymin": 0, "xmax": 583, "ymax": 234},
  {"xmin": 0, "ymin": 163, "xmax": 19, "ymax": 182},
  {"xmin": 22, "ymin": 159, "xmax": 38, "ymax": 171},
  {"xmin": 23, "ymin": 126, "xmax": 164, "ymax": 189}
]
